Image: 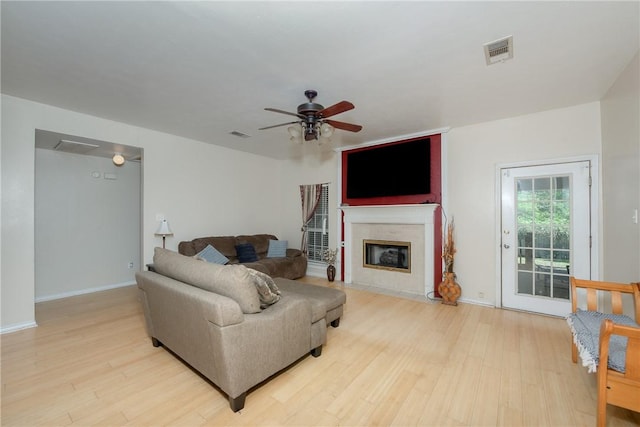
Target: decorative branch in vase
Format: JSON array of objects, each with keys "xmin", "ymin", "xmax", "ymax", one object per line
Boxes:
[
  {"xmin": 322, "ymin": 248, "xmax": 338, "ymax": 282},
  {"xmin": 438, "ymin": 219, "xmax": 461, "ymax": 305}
]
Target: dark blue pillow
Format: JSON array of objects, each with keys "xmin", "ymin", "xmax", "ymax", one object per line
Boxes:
[{"xmin": 236, "ymin": 243, "xmax": 259, "ymax": 263}]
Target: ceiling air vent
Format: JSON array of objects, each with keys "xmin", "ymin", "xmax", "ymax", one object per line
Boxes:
[
  {"xmin": 483, "ymin": 35, "xmax": 513, "ymax": 65},
  {"xmin": 53, "ymin": 139, "xmax": 100, "ymax": 154},
  {"xmin": 229, "ymin": 131, "xmax": 251, "ymax": 138}
]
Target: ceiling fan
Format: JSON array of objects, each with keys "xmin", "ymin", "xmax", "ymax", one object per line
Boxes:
[{"xmin": 259, "ymin": 90, "xmax": 362, "ymax": 142}]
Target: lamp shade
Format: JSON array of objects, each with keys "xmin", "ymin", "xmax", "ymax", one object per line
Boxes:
[{"xmin": 155, "ymin": 219, "xmax": 173, "ymax": 236}]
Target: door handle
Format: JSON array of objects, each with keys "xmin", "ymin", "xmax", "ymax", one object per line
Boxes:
[{"xmin": 503, "ymin": 244, "xmax": 510, "ymax": 249}]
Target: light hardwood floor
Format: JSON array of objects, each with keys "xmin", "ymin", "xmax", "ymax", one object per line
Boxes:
[{"xmin": 2, "ymin": 277, "xmax": 639, "ymax": 426}]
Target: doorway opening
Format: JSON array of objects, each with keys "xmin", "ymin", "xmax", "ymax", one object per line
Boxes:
[{"xmin": 34, "ymin": 129, "xmax": 143, "ymax": 303}]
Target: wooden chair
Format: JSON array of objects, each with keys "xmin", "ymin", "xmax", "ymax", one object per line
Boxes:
[{"xmin": 568, "ymin": 277, "xmax": 640, "ymax": 426}]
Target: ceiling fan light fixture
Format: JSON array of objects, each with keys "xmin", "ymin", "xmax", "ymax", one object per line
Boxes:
[
  {"xmin": 288, "ymin": 125, "xmax": 301, "ymax": 137},
  {"xmin": 320, "ymin": 122, "xmax": 334, "ymax": 138},
  {"xmin": 318, "ymin": 136, "xmax": 331, "ymax": 146},
  {"xmin": 288, "ymin": 125, "xmax": 303, "ymax": 143},
  {"xmin": 261, "ymin": 90, "xmax": 362, "ymax": 145}
]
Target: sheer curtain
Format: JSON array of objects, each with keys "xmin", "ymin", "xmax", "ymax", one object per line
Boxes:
[{"xmin": 299, "ymin": 184, "xmax": 323, "ymax": 255}]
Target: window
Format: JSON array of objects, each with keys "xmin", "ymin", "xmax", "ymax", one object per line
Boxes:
[{"xmin": 306, "ymin": 184, "xmax": 329, "ymax": 262}]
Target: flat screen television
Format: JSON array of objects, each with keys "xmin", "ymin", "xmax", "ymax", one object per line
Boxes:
[{"xmin": 342, "ymin": 134, "xmax": 441, "ymax": 205}]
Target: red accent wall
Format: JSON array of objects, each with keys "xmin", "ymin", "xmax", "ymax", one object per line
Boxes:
[
  {"xmin": 340, "ymin": 133, "xmax": 443, "ymax": 294},
  {"xmin": 341, "ymin": 134, "xmax": 441, "ymax": 206}
]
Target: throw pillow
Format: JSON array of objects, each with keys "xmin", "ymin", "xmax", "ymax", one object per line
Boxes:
[
  {"xmin": 236, "ymin": 243, "xmax": 259, "ymax": 263},
  {"xmin": 247, "ymin": 268, "xmax": 280, "ymax": 296},
  {"xmin": 195, "ymin": 244, "xmax": 229, "ymax": 265},
  {"xmin": 246, "ymin": 268, "xmax": 280, "ymax": 308},
  {"xmin": 267, "ymin": 239, "xmax": 288, "ymax": 258}
]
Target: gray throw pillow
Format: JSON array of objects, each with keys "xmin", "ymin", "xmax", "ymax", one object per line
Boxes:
[
  {"xmin": 247, "ymin": 268, "xmax": 280, "ymax": 295},
  {"xmin": 246, "ymin": 268, "xmax": 280, "ymax": 308},
  {"xmin": 195, "ymin": 244, "xmax": 229, "ymax": 265},
  {"xmin": 267, "ymin": 239, "xmax": 288, "ymax": 258}
]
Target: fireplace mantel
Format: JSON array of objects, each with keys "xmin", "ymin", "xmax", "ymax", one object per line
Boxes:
[{"xmin": 341, "ymin": 204, "xmax": 439, "ymax": 297}]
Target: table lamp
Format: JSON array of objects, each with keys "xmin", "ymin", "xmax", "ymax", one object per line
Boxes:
[{"xmin": 155, "ymin": 219, "xmax": 173, "ymax": 249}]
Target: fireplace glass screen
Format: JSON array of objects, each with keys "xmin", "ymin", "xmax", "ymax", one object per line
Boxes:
[{"xmin": 363, "ymin": 239, "xmax": 411, "ymax": 273}]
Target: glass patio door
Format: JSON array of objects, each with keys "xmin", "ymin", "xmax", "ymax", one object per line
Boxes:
[{"xmin": 501, "ymin": 161, "xmax": 591, "ymax": 316}]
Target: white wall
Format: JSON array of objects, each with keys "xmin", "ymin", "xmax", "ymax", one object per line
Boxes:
[
  {"xmin": 35, "ymin": 149, "xmax": 141, "ymax": 300},
  {"xmin": 1, "ymin": 94, "xmax": 284, "ymax": 332},
  {"xmin": 600, "ymin": 52, "xmax": 640, "ymax": 282},
  {"xmin": 139, "ymin": 127, "xmax": 284, "ymax": 246},
  {"xmin": 279, "ymin": 146, "xmax": 339, "ymax": 275},
  {"xmin": 446, "ymin": 102, "xmax": 602, "ymax": 305},
  {"xmin": 2, "ymin": 96, "xmax": 37, "ymax": 331}
]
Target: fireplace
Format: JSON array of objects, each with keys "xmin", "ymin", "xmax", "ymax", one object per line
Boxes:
[
  {"xmin": 363, "ymin": 239, "xmax": 411, "ymax": 273},
  {"xmin": 341, "ymin": 204, "xmax": 439, "ymax": 297}
]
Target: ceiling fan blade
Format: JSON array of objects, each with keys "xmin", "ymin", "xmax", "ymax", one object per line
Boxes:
[
  {"xmin": 259, "ymin": 121, "xmax": 299, "ymax": 130},
  {"xmin": 325, "ymin": 119, "xmax": 363, "ymax": 133},
  {"xmin": 319, "ymin": 101, "xmax": 354, "ymax": 118},
  {"xmin": 264, "ymin": 108, "xmax": 305, "ymax": 119}
]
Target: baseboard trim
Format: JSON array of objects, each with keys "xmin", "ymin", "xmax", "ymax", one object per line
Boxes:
[
  {"xmin": 341, "ymin": 282, "xmax": 497, "ymax": 308},
  {"xmin": 1, "ymin": 321, "xmax": 38, "ymax": 335},
  {"xmin": 35, "ymin": 281, "xmax": 136, "ymax": 303},
  {"xmin": 345, "ymin": 282, "xmax": 436, "ymax": 302},
  {"xmin": 457, "ymin": 297, "xmax": 496, "ymax": 308}
]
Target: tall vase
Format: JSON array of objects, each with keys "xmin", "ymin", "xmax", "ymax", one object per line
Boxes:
[
  {"xmin": 438, "ymin": 272, "xmax": 461, "ymax": 306},
  {"xmin": 326, "ymin": 264, "xmax": 336, "ymax": 282}
]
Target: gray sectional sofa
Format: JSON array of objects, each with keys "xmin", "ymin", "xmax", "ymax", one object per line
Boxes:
[
  {"xmin": 178, "ymin": 234, "xmax": 307, "ymax": 279},
  {"xmin": 136, "ymin": 247, "xmax": 346, "ymax": 412}
]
